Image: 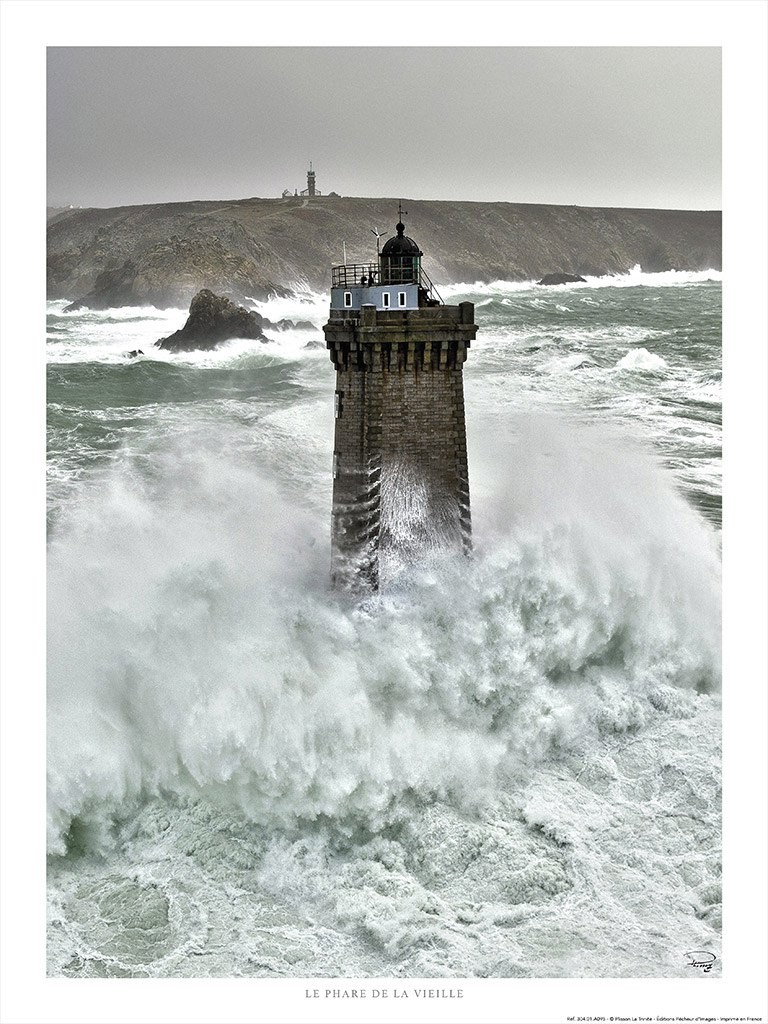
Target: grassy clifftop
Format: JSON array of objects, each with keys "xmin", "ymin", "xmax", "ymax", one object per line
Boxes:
[{"xmin": 47, "ymin": 196, "xmax": 722, "ymax": 309}]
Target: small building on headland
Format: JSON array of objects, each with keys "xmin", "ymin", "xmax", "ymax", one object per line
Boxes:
[{"xmin": 324, "ymin": 207, "xmax": 477, "ymax": 591}]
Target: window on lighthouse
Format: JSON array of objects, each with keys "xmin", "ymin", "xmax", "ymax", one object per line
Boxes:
[
  {"xmin": 344, "ymin": 291, "xmax": 352, "ymax": 308},
  {"xmin": 398, "ymin": 291, "xmax": 407, "ymax": 307},
  {"xmin": 382, "ymin": 292, "xmax": 390, "ymax": 308}
]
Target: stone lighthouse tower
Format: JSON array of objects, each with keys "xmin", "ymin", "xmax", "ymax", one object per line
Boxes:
[{"xmin": 324, "ymin": 210, "xmax": 477, "ymax": 590}]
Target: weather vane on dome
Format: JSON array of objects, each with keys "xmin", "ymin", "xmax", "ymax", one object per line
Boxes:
[{"xmin": 397, "ymin": 199, "xmax": 408, "ymax": 224}]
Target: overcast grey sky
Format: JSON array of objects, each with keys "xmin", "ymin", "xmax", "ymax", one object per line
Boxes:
[{"xmin": 47, "ymin": 47, "xmax": 721, "ymax": 210}]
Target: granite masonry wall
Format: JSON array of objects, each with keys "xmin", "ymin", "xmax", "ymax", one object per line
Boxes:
[{"xmin": 324, "ymin": 302, "xmax": 477, "ymax": 590}]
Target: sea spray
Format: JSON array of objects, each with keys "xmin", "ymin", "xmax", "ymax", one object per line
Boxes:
[
  {"xmin": 616, "ymin": 347, "xmax": 668, "ymax": 371},
  {"xmin": 48, "ymin": 413, "xmax": 720, "ymax": 858},
  {"xmin": 440, "ymin": 268, "xmax": 722, "ymax": 298},
  {"xmin": 47, "ymin": 276, "xmax": 721, "ymax": 977}
]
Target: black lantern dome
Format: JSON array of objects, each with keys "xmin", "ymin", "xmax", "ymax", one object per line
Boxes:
[
  {"xmin": 381, "ymin": 221, "xmax": 423, "ymax": 257},
  {"xmin": 379, "ymin": 220, "xmax": 423, "ymax": 286}
]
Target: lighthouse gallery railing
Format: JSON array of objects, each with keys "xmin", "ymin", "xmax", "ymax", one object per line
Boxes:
[{"xmin": 331, "ymin": 263, "xmax": 443, "ymax": 305}]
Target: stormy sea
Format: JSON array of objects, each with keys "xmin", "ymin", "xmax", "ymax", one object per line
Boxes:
[{"xmin": 46, "ymin": 268, "xmax": 722, "ymax": 979}]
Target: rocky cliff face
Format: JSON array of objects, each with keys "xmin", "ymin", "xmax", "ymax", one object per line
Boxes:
[{"xmin": 47, "ymin": 196, "xmax": 722, "ymax": 309}]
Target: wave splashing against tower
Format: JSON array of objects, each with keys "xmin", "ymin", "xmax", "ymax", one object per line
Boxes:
[{"xmin": 379, "ymin": 460, "xmax": 465, "ymax": 587}]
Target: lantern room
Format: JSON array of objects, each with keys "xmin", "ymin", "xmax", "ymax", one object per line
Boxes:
[{"xmin": 329, "ymin": 213, "xmax": 442, "ymax": 311}]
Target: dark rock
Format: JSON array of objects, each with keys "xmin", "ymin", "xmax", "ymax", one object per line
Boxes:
[
  {"xmin": 127, "ymin": 349, "xmax": 144, "ymax": 358},
  {"xmin": 303, "ymin": 339, "xmax": 324, "ymax": 350},
  {"xmin": 537, "ymin": 273, "xmax": 588, "ymax": 285},
  {"xmin": 274, "ymin": 318, "xmax": 317, "ymax": 331},
  {"xmin": 155, "ymin": 289, "xmax": 268, "ymax": 352}
]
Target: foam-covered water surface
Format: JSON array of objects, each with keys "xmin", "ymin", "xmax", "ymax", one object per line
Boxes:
[{"xmin": 47, "ymin": 273, "xmax": 721, "ymax": 977}]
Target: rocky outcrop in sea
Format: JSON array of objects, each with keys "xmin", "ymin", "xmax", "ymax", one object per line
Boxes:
[
  {"xmin": 538, "ymin": 272, "xmax": 588, "ymax": 285},
  {"xmin": 155, "ymin": 289, "xmax": 268, "ymax": 352}
]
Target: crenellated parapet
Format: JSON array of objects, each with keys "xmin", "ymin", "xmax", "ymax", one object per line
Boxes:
[{"xmin": 325, "ymin": 302, "xmax": 477, "ymax": 372}]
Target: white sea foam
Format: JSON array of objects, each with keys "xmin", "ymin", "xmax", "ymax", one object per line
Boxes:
[
  {"xmin": 249, "ymin": 288, "xmax": 329, "ymax": 326},
  {"xmin": 616, "ymin": 348, "xmax": 669, "ymax": 371},
  {"xmin": 46, "ymin": 280, "xmax": 722, "ymax": 979},
  {"xmin": 47, "ymin": 299, "xmax": 188, "ymax": 320},
  {"xmin": 47, "ymin": 414, "xmax": 720, "ymax": 858},
  {"xmin": 440, "ymin": 267, "xmax": 721, "ymax": 297},
  {"xmin": 149, "ymin": 335, "xmax": 324, "ymax": 368},
  {"xmin": 47, "ymin": 299, "xmax": 326, "ymax": 366},
  {"xmin": 596, "ymin": 265, "xmax": 722, "ymax": 288},
  {"xmin": 47, "ymin": 302, "xmax": 186, "ymax": 364}
]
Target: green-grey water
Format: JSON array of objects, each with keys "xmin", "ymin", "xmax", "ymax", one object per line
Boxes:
[{"xmin": 47, "ymin": 270, "xmax": 722, "ymax": 978}]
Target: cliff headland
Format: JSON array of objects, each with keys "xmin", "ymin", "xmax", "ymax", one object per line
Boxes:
[{"xmin": 47, "ymin": 196, "xmax": 722, "ymax": 310}]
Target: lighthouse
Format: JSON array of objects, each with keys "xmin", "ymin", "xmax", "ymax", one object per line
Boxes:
[{"xmin": 324, "ymin": 208, "xmax": 477, "ymax": 591}]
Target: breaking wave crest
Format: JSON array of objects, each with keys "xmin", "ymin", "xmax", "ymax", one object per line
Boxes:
[
  {"xmin": 616, "ymin": 347, "xmax": 669, "ymax": 371},
  {"xmin": 441, "ymin": 266, "xmax": 722, "ymax": 297},
  {"xmin": 47, "ymin": 414, "xmax": 720, "ymax": 857}
]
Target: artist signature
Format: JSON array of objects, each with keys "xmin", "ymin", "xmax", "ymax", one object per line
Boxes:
[{"xmin": 684, "ymin": 950, "xmax": 717, "ymax": 973}]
